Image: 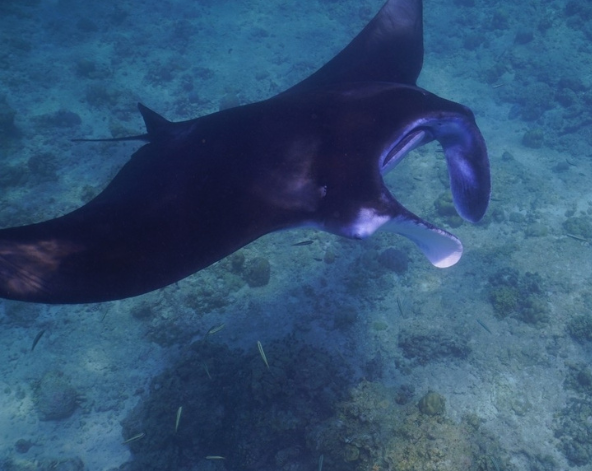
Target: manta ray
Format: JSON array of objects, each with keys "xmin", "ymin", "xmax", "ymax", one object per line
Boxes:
[{"xmin": 0, "ymin": 0, "xmax": 489, "ymax": 304}]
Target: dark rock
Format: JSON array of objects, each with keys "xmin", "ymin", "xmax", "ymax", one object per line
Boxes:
[
  {"xmin": 121, "ymin": 338, "xmax": 351, "ymax": 470},
  {"xmin": 378, "ymin": 247, "xmax": 408, "ymax": 274},
  {"xmin": 398, "ymin": 329, "xmax": 471, "ymax": 365},
  {"xmin": 244, "ymin": 257, "xmax": 271, "ymax": 287},
  {"xmin": 554, "ymin": 397, "xmax": 592, "ymax": 466},
  {"xmin": 51, "ymin": 109, "xmax": 82, "ymax": 127},
  {"xmin": 577, "ymin": 369, "xmax": 592, "ymax": 387},
  {"xmin": 52, "ymin": 457, "xmax": 85, "ymax": 471},
  {"xmin": 14, "ymin": 438, "xmax": 32, "ymax": 453},
  {"xmin": 74, "ymin": 59, "xmax": 111, "ymax": 80},
  {"xmin": 229, "ymin": 252, "xmax": 245, "ymax": 272},
  {"xmin": 27, "ymin": 152, "xmax": 59, "ymax": 182},
  {"xmin": 36, "ymin": 371, "xmax": 78, "ymax": 421},
  {"xmin": 567, "ymin": 314, "xmax": 592, "ymax": 343},
  {"xmin": 333, "ymin": 306, "xmax": 358, "ymax": 330},
  {"xmin": 0, "ymin": 164, "xmax": 27, "ymax": 188},
  {"xmin": 323, "ymin": 249, "xmax": 336, "ymax": 264},
  {"xmin": 1, "ymin": 456, "xmax": 85, "ymax": 471},
  {"xmin": 514, "ymin": 28, "xmax": 534, "ymax": 44},
  {"xmin": 395, "ymin": 384, "xmax": 415, "ymax": 405},
  {"xmin": 522, "ymin": 128, "xmax": 544, "ymax": 148},
  {"xmin": 194, "ymin": 67, "xmax": 214, "ymax": 80},
  {"xmin": 38, "ymin": 109, "xmax": 82, "ymax": 128},
  {"xmin": 5, "ymin": 301, "xmax": 40, "ymax": 326},
  {"xmin": 563, "ymin": 216, "xmax": 592, "ymax": 239},
  {"xmin": 0, "ymin": 95, "xmax": 18, "ymax": 137},
  {"xmin": 131, "ymin": 303, "xmax": 153, "ymax": 320}
]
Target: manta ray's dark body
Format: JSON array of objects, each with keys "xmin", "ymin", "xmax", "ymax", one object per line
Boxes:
[{"xmin": 0, "ymin": 0, "xmax": 489, "ymax": 304}]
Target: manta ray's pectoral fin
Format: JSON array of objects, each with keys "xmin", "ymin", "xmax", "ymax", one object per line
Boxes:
[{"xmin": 285, "ymin": 0, "xmax": 423, "ymax": 94}]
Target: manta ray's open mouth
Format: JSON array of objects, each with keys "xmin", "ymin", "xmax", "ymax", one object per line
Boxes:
[
  {"xmin": 380, "ymin": 108, "xmax": 490, "ymax": 224},
  {"xmin": 380, "ymin": 128, "xmax": 433, "ymax": 175}
]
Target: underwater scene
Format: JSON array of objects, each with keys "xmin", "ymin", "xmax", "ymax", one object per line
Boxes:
[{"xmin": 1, "ymin": 0, "xmax": 592, "ymax": 469}]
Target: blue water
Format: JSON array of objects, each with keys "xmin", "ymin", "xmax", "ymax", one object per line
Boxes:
[{"xmin": 1, "ymin": 0, "xmax": 591, "ymax": 470}]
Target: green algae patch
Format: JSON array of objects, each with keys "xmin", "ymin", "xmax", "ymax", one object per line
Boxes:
[
  {"xmin": 372, "ymin": 321, "xmax": 389, "ymax": 332},
  {"xmin": 487, "ymin": 267, "xmax": 549, "ymax": 325},
  {"xmin": 418, "ymin": 391, "xmax": 446, "ymax": 416},
  {"xmin": 567, "ymin": 313, "xmax": 592, "ymax": 343},
  {"xmin": 309, "ymin": 381, "xmax": 510, "ymax": 471},
  {"xmin": 563, "ymin": 216, "xmax": 592, "ymax": 239}
]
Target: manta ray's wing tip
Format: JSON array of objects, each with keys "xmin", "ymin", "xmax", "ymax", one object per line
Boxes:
[{"xmin": 283, "ymin": 0, "xmax": 424, "ymax": 95}]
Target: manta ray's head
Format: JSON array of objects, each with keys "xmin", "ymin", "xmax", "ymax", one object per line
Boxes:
[{"xmin": 311, "ymin": 82, "xmax": 490, "ymax": 269}]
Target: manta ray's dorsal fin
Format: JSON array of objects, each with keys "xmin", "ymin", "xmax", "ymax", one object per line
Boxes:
[
  {"xmin": 71, "ymin": 104, "xmax": 170, "ymax": 143},
  {"xmin": 284, "ymin": 0, "xmax": 423, "ymax": 95},
  {"xmin": 137, "ymin": 103, "xmax": 174, "ymax": 141}
]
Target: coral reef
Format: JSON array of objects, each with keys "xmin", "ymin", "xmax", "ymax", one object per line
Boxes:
[
  {"xmin": 418, "ymin": 391, "xmax": 446, "ymax": 416},
  {"xmin": 564, "ymin": 363, "xmax": 592, "ymax": 395},
  {"xmin": 0, "ymin": 457, "xmax": 84, "ymax": 471},
  {"xmin": 555, "ymin": 363, "xmax": 592, "ymax": 466},
  {"xmin": 120, "ymin": 336, "xmax": 352, "ymax": 470},
  {"xmin": 567, "ymin": 313, "xmax": 592, "ymax": 343},
  {"xmin": 398, "ymin": 328, "xmax": 471, "ymax": 366},
  {"xmin": 554, "ymin": 397, "xmax": 592, "ymax": 466},
  {"xmin": 228, "ymin": 251, "xmax": 245, "ymax": 272},
  {"xmin": 140, "ymin": 261, "xmax": 245, "ymax": 346},
  {"xmin": 562, "ymin": 216, "xmax": 592, "ymax": 239},
  {"xmin": 522, "ymin": 128, "xmax": 544, "ymax": 148},
  {"xmin": 35, "ymin": 371, "xmax": 79, "ymax": 421},
  {"xmin": 434, "ymin": 193, "xmax": 463, "ymax": 227},
  {"xmin": 308, "ymin": 381, "xmax": 512, "ymax": 471},
  {"xmin": 14, "ymin": 439, "xmax": 32, "ymax": 454},
  {"xmin": 487, "ymin": 267, "xmax": 549, "ymax": 324}
]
